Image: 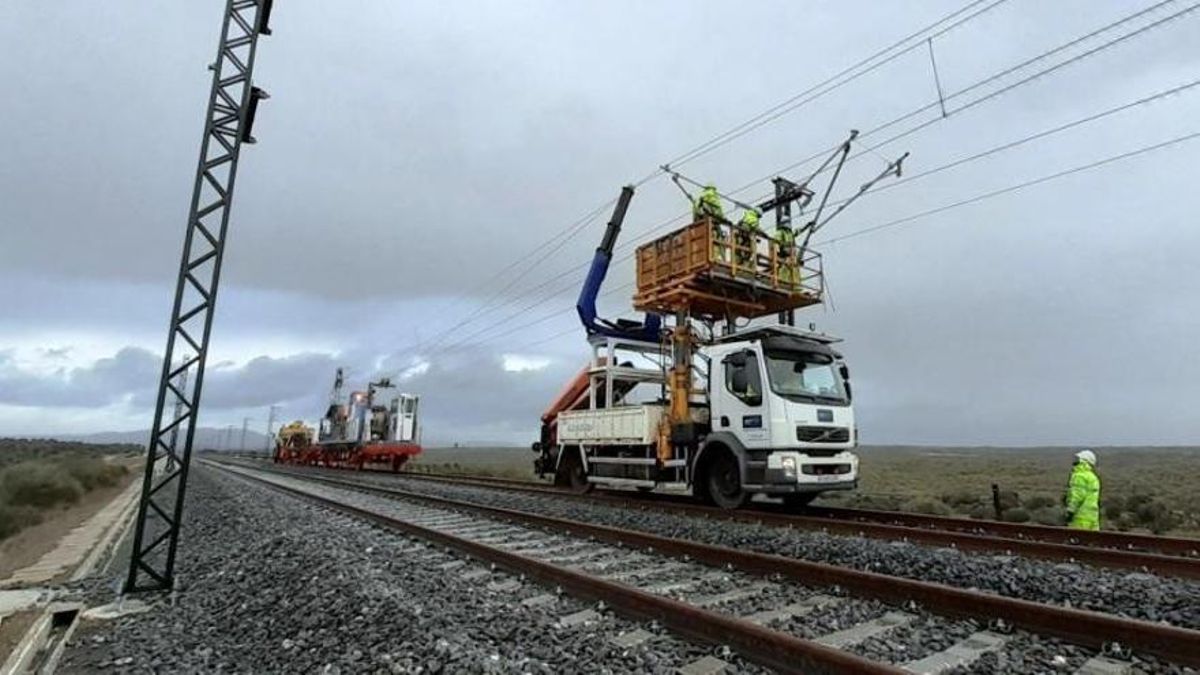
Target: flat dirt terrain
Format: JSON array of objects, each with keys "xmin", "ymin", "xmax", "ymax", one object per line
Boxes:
[{"xmin": 410, "ymin": 445, "xmax": 1200, "ymax": 536}]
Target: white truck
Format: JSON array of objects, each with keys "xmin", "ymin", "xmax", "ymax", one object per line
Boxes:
[
  {"xmin": 535, "ymin": 324, "xmax": 858, "ymax": 508},
  {"xmin": 534, "ymin": 151, "xmax": 904, "ymax": 508}
]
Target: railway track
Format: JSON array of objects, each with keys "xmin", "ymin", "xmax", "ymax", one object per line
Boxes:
[
  {"xmin": 322, "ymin": 466, "xmax": 1200, "ymax": 579},
  {"xmin": 214, "ymin": 460, "xmax": 1200, "ymax": 673}
]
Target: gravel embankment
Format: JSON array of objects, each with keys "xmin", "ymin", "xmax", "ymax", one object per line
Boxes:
[
  {"xmin": 290, "ymin": 467, "xmax": 1200, "ymax": 631},
  {"xmin": 58, "ymin": 466, "xmax": 771, "ymax": 673}
]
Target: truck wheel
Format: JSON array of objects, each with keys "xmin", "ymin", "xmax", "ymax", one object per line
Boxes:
[
  {"xmin": 558, "ymin": 450, "xmax": 593, "ymax": 494},
  {"xmin": 706, "ymin": 452, "xmax": 746, "ymax": 509}
]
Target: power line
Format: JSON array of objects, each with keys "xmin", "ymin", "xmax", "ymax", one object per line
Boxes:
[
  {"xmin": 819, "ymin": 130, "xmax": 1200, "ymax": 246},
  {"xmin": 664, "ymin": 0, "xmax": 1011, "ymax": 168},
  {"xmin": 402, "ymin": 200, "xmax": 612, "ymax": 357},
  {"xmin": 817, "ymin": 76, "xmax": 1200, "ymax": 208},
  {"xmin": 394, "ymin": 0, "xmax": 1013, "ymax": 364},
  {"xmin": 499, "ymin": 129, "xmax": 1200, "ymax": 353},
  {"xmin": 465, "ymin": 82, "xmax": 1200, "ymax": 354},
  {"xmin": 412, "ymin": 1, "xmax": 1196, "ymax": 358},
  {"xmin": 737, "ymin": 0, "xmax": 1192, "ymax": 195}
]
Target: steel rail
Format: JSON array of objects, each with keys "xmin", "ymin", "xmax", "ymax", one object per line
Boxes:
[
  {"xmin": 247, "ymin": 465, "xmax": 1200, "ymax": 668},
  {"xmin": 801, "ymin": 505, "xmax": 1200, "ymax": 557},
  {"xmin": 404, "ymin": 469, "xmax": 1200, "ymax": 556},
  {"xmin": 212, "ymin": 462, "xmax": 900, "ymax": 675},
  {"xmin": 323, "ymin": 466, "xmax": 1200, "ymax": 578}
]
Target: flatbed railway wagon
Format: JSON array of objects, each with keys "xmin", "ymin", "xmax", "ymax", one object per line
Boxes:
[{"xmin": 275, "ymin": 368, "xmax": 422, "ymax": 472}]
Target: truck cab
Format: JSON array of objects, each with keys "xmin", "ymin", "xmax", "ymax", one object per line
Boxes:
[{"xmin": 699, "ymin": 326, "xmax": 857, "ymax": 507}]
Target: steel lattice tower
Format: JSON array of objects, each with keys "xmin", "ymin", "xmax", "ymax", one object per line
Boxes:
[{"xmin": 125, "ymin": 0, "xmax": 272, "ymax": 593}]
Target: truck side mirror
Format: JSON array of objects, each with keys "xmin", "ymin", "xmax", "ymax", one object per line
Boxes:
[{"xmin": 725, "ymin": 351, "xmax": 748, "ymax": 368}]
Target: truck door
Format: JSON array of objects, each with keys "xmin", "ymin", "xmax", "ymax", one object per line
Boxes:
[{"xmin": 716, "ymin": 349, "xmax": 770, "ymax": 449}]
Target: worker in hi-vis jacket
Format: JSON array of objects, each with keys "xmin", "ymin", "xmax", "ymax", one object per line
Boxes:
[{"xmin": 1063, "ymin": 449, "xmax": 1101, "ymax": 530}]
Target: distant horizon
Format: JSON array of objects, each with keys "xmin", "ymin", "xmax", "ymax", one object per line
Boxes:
[{"xmin": 7, "ymin": 432, "xmax": 1195, "ymax": 453}]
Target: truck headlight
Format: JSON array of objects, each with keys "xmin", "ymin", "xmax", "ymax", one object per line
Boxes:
[{"xmin": 781, "ymin": 456, "xmax": 797, "ymax": 477}]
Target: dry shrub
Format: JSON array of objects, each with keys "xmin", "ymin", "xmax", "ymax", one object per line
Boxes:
[
  {"xmin": 0, "ymin": 505, "xmax": 43, "ymax": 539},
  {"xmin": 939, "ymin": 489, "xmax": 982, "ymax": 508},
  {"xmin": 905, "ymin": 498, "xmax": 952, "ymax": 516},
  {"xmin": 59, "ymin": 457, "xmax": 127, "ymax": 491},
  {"xmin": 1023, "ymin": 494, "xmax": 1057, "ymax": 510},
  {"xmin": 1, "ymin": 462, "xmax": 83, "ymax": 508},
  {"xmin": 1001, "ymin": 507, "xmax": 1031, "ymax": 523}
]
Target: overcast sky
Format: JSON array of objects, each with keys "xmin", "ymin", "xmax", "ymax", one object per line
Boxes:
[{"xmin": 2, "ymin": 1, "xmax": 1198, "ymax": 446}]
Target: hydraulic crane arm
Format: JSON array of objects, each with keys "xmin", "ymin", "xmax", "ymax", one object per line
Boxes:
[{"xmin": 577, "ymin": 186, "xmax": 662, "ymax": 342}]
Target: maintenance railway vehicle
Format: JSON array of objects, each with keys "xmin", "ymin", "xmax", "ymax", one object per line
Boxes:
[
  {"xmin": 273, "ymin": 368, "xmax": 422, "ymax": 471},
  {"xmin": 534, "ymin": 135, "xmax": 905, "ymax": 508}
]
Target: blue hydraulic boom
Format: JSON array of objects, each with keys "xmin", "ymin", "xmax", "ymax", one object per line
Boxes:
[{"xmin": 576, "ymin": 186, "xmax": 662, "ymax": 342}]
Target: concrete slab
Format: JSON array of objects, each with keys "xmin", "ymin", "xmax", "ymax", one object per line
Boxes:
[
  {"xmin": 506, "ymin": 540, "xmax": 577, "ymax": 555},
  {"xmin": 641, "ymin": 571, "xmax": 726, "ymax": 595},
  {"xmin": 815, "ymin": 611, "xmax": 916, "ymax": 648},
  {"xmin": 473, "ymin": 531, "xmax": 543, "ymax": 546},
  {"xmin": 606, "ymin": 562, "xmax": 691, "ymax": 582},
  {"xmin": 540, "ymin": 548, "xmax": 614, "ymax": 565},
  {"xmin": 557, "ymin": 608, "xmax": 600, "ymax": 628},
  {"xmin": 690, "ymin": 583, "xmax": 771, "ymax": 608},
  {"xmin": 741, "ymin": 594, "xmax": 840, "ymax": 625},
  {"xmin": 677, "ymin": 656, "xmax": 729, "ymax": 675},
  {"xmin": 442, "ymin": 523, "xmax": 509, "ymax": 538},
  {"xmin": 904, "ymin": 631, "xmax": 1007, "ymax": 674},
  {"xmin": 0, "ymin": 589, "xmax": 47, "ymax": 618},
  {"xmin": 80, "ymin": 598, "xmax": 153, "ymax": 621},
  {"xmin": 486, "ymin": 579, "xmax": 522, "ymax": 593},
  {"xmin": 579, "ymin": 553, "xmax": 647, "ymax": 572},
  {"xmin": 520, "ymin": 593, "xmax": 558, "ymax": 608},
  {"xmin": 611, "ymin": 629, "xmax": 653, "ymax": 648}
]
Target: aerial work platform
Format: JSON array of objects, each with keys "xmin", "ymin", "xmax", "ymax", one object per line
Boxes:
[{"xmin": 633, "ymin": 217, "xmax": 824, "ymax": 319}]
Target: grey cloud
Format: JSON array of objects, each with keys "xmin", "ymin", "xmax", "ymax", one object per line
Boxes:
[
  {"xmin": 3, "ymin": 2, "xmax": 1200, "ymax": 444},
  {"xmin": 0, "ymin": 347, "xmax": 159, "ymax": 408}
]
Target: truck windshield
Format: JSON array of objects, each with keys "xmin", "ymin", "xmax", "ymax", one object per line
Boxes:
[{"xmin": 764, "ymin": 350, "xmax": 847, "ymax": 404}]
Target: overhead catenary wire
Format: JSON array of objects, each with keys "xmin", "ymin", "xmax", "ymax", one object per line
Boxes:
[
  {"xmin": 412, "ymin": 0, "xmax": 1197, "ymax": 362},
  {"xmin": 662, "ymin": 0, "xmax": 1013, "ymax": 169},
  {"xmin": 393, "ymin": 0, "xmax": 1012, "ymax": 366},
  {"xmin": 731, "ymin": 0, "xmax": 1193, "ymax": 197},
  {"xmin": 451, "ymin": 70, "xmax": 1200, "ymax": 356},
  {"xmin": 502, "ymin": 129, "xmax": 1200, "ymax": 354},
  {"xmin": 455, "ymin": 80, "xmax": 1200, "ymax": 356},
  {"xmin": 818, "ymin": 129, "xmax": 1200, "ymax": 246}
]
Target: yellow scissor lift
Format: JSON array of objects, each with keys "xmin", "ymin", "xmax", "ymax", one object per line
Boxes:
[
  {"xmin": 638, "ymin": 132, "xmax": 906, "ymax": 467},
  {"xmin": 633, "ymin": 216, "xmax": 826, "ymax": 465}
]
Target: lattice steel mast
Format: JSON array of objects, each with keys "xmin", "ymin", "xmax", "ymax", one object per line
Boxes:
[{"xmin": 125, "ymin": 0, "xmax": 273, "ymax": 593}]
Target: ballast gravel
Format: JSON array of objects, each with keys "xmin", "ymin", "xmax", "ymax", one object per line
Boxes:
[
  {"xmin": 215, "ymin": 465, "xmax": 1197, "ymax": 673},
  {"xmin": 57, "ymin": 467, "xmax": 769, "ymax": 674},
  {"xmin": 317, "ymin": 468, "xmax": 1200, "ymax": 630}
]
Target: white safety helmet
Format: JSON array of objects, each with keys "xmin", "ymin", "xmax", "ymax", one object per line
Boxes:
[{"xmin": 1075, "ymin": 449, "xmax": 1097, "ymax": 466}]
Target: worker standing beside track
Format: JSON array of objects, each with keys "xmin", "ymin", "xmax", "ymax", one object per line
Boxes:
[{"xmin": 1063, "ymin": 449, "xmax": 1101, "ymax": 530}]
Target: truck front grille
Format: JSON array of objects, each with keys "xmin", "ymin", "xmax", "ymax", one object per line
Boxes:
[
  {"xmin": 802, "ymin": 463, "xmax": 853, "ymax": 475},
  {"xmin": 796, "ymin": 426, "xmax": 850, "ymax": 443}
]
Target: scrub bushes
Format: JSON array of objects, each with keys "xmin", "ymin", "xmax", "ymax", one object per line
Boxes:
[{"xmin": 0, "ymin": 443, "xmax": 131, "ymax": 541}]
